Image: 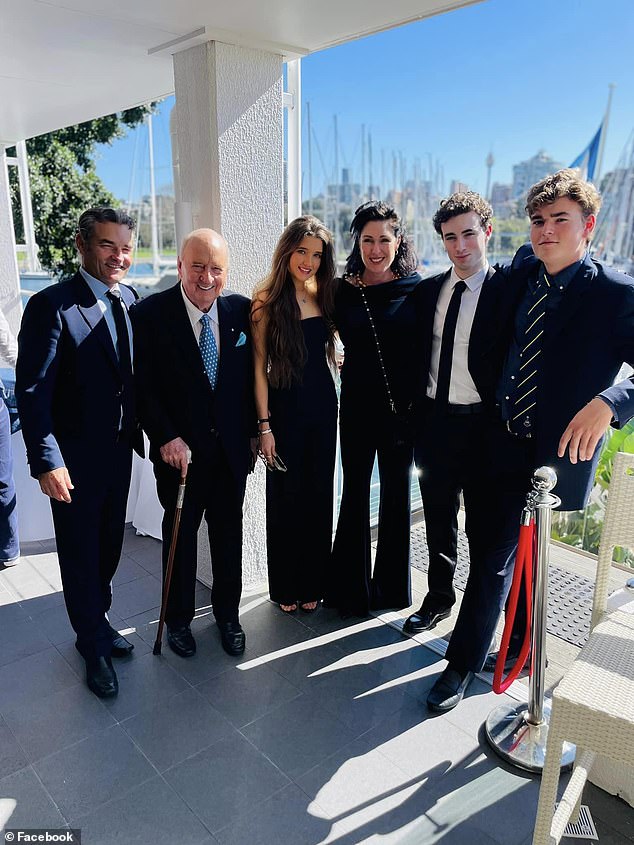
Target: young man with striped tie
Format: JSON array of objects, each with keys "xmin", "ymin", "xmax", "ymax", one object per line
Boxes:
[{"xmin": 425, "ymin": 169, "xmax": 634, "ymax": 712}]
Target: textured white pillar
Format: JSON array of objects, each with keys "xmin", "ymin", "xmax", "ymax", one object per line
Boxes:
[
  {"xmin": 172, "ymin": 40, "xmax": 283, "ymax": 288},
  {"xmin": 0, "ymin": 147, "xmax": 22, "ymax": 364},
  {"xmin": 172, "ymin": 41, "xmax": 284, "ymax": 588}
]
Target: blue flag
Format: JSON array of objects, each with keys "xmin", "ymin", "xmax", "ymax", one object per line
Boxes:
[{"xmin": 570, "ymin": 123, "xmax": 602, "ymax": 181}]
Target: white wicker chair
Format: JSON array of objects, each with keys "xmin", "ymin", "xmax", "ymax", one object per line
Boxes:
[{"xmin": 532, "ymin": 451, "xmax": 634, "ymax": 845}]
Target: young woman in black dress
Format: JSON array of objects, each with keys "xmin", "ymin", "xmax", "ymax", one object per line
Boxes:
[
  {"xmin": 251, "ymin": 217, "xmax": 338, "ymax": 613},
  {"xmin": 326, "ymin": 201, "xmax": 422, "ymax": 617}
]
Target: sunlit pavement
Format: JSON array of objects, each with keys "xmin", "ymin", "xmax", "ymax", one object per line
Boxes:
[{"xmin": 0, "ymin": 526, "xmax": 631, "ymax": 844}]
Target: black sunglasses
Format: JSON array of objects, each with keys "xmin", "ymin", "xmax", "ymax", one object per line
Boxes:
[{"xmin": 258, "ymin": 451, "xmax": 288, "ymax": 472}]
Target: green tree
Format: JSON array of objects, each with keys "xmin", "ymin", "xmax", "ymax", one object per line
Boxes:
[{"xmin": 9, "ymin": 104, "xmax": 155, "ymax": 279}]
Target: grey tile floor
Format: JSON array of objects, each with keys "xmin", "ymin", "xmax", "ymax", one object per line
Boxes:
[{"xmin": 0, "ymin": 526, "xmax": 632, "ymax": 844}]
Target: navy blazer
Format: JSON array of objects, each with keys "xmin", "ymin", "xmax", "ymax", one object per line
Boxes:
[
  {"xmin": 16, "ymin": 272, "xmax": 141, "ymax": 478},
  {"xmin": 412, "ymin": 265, "xmax": 514, "ymax": 411},
  {"xmin": 131, "ymin": 283, "xmax": 255, "ymax": 484},
  {"xmin": 502, "ymin": 252, "xmax": 634, "ymax": 509}
]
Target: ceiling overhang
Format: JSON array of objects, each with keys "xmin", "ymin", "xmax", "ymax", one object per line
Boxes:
[{"xmin": 0, "ymin": 0, "xmax": 484, "ymax": 144}]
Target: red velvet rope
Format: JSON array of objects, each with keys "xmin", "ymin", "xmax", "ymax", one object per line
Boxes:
[{"xmin": 492, "ymin": 520, "xmax": 535, "ymax": 694}]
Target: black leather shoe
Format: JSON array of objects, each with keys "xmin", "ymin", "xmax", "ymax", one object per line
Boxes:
[
  {"xmin": 167, "ymin": 625, "xmax": 196, "ymax": 658},
  {"xmin": 217, "ymin": 621, "xmax": 245, "ymax": 656},
  {"xmin": 108, "ymin": 624, "xmax": 134, "ymax": 657},
  {"xmin": 426, "ymin": 666, "xmax": 474, "ymax": 713},
  {"xmin": 85, "ymin": 656, "xmax": 119, "ymax": 698},
  {"xmin": 403, "ymin": 606, "xmax": 451, "ymax": 634},
  {"xmin": 482, "ymin": 650, "xmax": 547, "ymax": 673}
]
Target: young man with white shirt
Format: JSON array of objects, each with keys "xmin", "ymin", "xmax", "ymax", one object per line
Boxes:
[
  {"xmin": 405, "ymin": 192, "xmax": 515, "ymax": 711},
  {"xmin": 16, "ymin": 207, "xmax": 141, "ymax": 699}
]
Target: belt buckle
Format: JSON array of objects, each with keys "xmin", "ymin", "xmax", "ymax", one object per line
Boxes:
[{"xmin": 506, "ymin": 420, "xmax": 531, "ymax": 439}]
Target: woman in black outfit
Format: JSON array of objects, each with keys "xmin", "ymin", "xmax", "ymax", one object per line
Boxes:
[
  {"xmin": 252, "ymin": 216, "xmax": 338, "ymax": 614},
  {"xmin": 326, "ymin": 201, "xmax": 422, "ymax": 617}
]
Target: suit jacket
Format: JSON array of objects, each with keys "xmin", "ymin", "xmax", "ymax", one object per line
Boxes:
[
  {"xmin": 501, "ymin": 252, "xmax": 634, "ymax": 509},
  {"xmin": 16, "ymin": 272, "xmax": 141, "ymax": 478},
  {"xmin": 131, "ymin": 283, "xmax": 254, "ymax": 484},
  {"xmin": 412, "ymin": 265, "xmax": 514, "ymax": 413}
]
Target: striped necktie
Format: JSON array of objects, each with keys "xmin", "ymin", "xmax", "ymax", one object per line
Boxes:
[
  {"xmin": 199, "ymin": 314, "xmax": 218, "ymax": 389},
  {"xmin": 509, "ymin": 271, "xmax": 551, "ymax": 435}
]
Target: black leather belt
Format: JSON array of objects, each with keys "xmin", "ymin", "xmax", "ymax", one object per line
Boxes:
[{"xmin": 424, "ymin": 397, "xmax": 485, "ymax": 416}]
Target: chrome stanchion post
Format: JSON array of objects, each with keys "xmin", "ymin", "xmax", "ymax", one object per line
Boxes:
[
  {"xmin": 485, "ymin": 467, "xmax": 575, "ymax": 773},
  {"xmin": 527, "ymin": 467, "xmax": 557, "ymax": 726}
]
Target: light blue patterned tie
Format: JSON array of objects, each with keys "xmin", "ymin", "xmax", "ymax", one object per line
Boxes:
[{"xmin": 199, "ymin": 314, "xmax": 218, "ymax": 389}]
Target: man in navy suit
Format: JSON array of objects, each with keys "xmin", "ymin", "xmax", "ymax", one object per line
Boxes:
[
  {"xmin": 16, "ymin": 207, "xmax": 140, "ymax": 698},
  {"xmin": 132, "ymin": 229, "xmax": 254, "ymax": 659},
  {"xmin": 428, "ymin": 170, "xmax": 634, "ymax": 711}
]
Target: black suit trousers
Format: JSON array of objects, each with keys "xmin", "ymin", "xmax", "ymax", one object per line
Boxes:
[
  {"xmin": 51, "ymin": 438, "xmax": 132, "ymax": 660},
  {"xmin": 415, "ymin": 409, "xmax": 489, "ymax": 614},
  {"xmin": 155, "ymin": 436, "xmax": 246, "ymax": 627},
  {"xmin": 442, "ymin": 419, "xmax": 536, "ymax": 673}
]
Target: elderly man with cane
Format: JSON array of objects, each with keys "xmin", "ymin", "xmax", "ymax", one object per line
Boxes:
[{"xmin": 133, "ymin": 228, "xmax": 255, "ymax": 658}]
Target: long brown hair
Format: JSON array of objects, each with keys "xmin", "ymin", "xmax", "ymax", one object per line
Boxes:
[{"xmin": 253, "ymin": 216, "xmax": 336, "ymax": 389}]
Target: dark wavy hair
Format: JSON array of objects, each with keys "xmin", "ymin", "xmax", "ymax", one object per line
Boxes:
[
  {"xmin": 344, "ymin": 201, "xmax": 417, "ymax": 278},
  {"xmin": 432, "ymin": 192, "xmax": 493, "ymax": 235},
  {"xmin": 252, "ymin": 216, "xmax": 336, "ymax": 389}
]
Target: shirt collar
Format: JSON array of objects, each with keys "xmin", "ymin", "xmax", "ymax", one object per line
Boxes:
[
  {"xmin": 450, "ymin": 263, "xmax": 489, "ymax": 292},
  {"xmin": 79, "ymin": 266, "xmax": 119, "ymax": 299},
  {"xmin": 533, "ymin": 252, "xmax": 587, "ymax": 294},
  {"xmin": 180, "ymin": 283, "xmax": 219, "ymax": 324}
]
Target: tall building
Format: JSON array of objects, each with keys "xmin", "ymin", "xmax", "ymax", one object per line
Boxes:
[
  {"xmin": 512, "ymin": 150, "xmax": 564, "ymax": 199},
  {"xmin": 449, "ymin": 180, "xmax": 469, "ymax": 194},
  {"xmin": 490, "ymin": 182, "xmax": 514, "ymax": 219},
  {"xmin": 327, "ymin": 167, "xmax": 361, "ymax": 205}
]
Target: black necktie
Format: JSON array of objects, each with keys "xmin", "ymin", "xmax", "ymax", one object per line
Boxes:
[
  {"xmin": 435, "ymin": 280, "xmax": 467, "ymax": 407},
  {"xmin": 106, "ymin": 290, "xmax": 134, "ymax": 433}
]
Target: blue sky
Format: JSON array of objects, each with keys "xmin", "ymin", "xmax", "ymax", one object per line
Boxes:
[{"xmin": 95, "ymin": 0, "xmax": 634, "ymax": 202}]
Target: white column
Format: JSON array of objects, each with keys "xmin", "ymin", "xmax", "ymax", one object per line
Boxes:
[
  {"xmin": 172, "ymin": 40, "xmax": 284, "ymax": 587},
  {"xmin": 172, "ymin": 40, "xmax": 283, "ymax": 289},
  {"xmin": 0, "ymin": 146, "xmax": 22, "ymax": 358},
  {"xmin": 285, "ymin": 59, "xmax": 302, "ymax": 223}
]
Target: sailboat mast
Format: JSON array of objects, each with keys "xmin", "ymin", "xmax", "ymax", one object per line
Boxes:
[
  {"xmin": 307, "ymin": 100, "xmax": 313, "ymax": 217},
  {"xmin": 147, "ymin": 110, "xmax": 160, "ymax": 278},
  {"xmin": 333, "ymin": 114, "xmax": 339, "ymax": 257}
]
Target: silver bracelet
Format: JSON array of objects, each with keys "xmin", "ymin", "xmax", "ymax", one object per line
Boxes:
[{"xmin": 259, "ymin": 428, "xmax": 273, "ymax": 436}]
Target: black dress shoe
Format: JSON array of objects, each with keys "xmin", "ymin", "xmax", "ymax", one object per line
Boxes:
[
  {"xmin": 403, "ymin": 606, "xmax": 451, "ymax": 634},
  {"xmin": 217, "ymin": 621, "xmax": 245, "ymax": 655},
  {"xmin": 167, "ymin": 625, "xmax": 196, "ymax": 658},
  {"xmin": 427, "ymin": 666, "xmax": 474, "ymax": 713},
  {"xmin": 85, "ymin": 656, "xmax": 119, "ymax": 698},
  {"xmin": 108, "ymin": 624, "xmax": 134, "ymax": 657},
  {"xmin": 482, "ymin": 650, "xmax": 547, "ymax": 673},
  {"xmin": 426, "ymin": 666, "xmax": 474, "ymax": 713}
]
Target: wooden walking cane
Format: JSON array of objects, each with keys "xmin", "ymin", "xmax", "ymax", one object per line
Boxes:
[{"xmin": 153, "ymin": 467, "xmax": 188, "ymax": 655}]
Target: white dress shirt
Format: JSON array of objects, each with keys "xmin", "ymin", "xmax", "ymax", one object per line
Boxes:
[
  {"xmin": 79, "ymin": 266, "xmax": 134, "ymax": 363},
  {"xmin": 426, "ymin": 264, "xmax": 489, "ymax": 405},
  {"xmin": 180, "ymin": 284, "xmax": 220, "ymax": 352}
]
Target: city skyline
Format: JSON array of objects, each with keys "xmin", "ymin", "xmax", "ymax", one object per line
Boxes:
[{"xmin": 94, "ymin": 0, "xmax": 634, "ymax": 206}]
